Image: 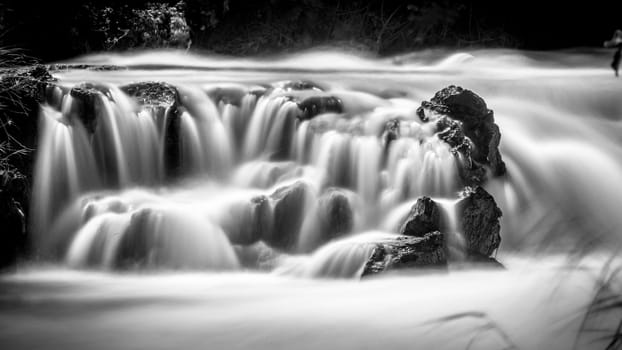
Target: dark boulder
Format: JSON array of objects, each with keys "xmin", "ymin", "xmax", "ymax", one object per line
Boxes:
[
  {"xmin": 120, "ymin": 81, "xmax": 178, "ymax": 109},
  {"xmin": 399, "ymin": 196, "xmax": 442, "ymax": 237},
  {"xmin": 361, "ymin": 231, "xmax": 447, "ymax": 277},
  {"xmin": 381, "ymin": 118, "xmax": 400, "ymax": 150},
  {"xmin": 276, "ymin": 80, "xmax": 324, "ymax": 92},
  {"xmin": 69, "ymin": 83, "xmax": 108, "ymax": 133},
  {"xmin": 226, "ymin": 195, "xmax": 273, "ymax": 245},
  {"xmin": 317, "ymin": 189, "xmax": 354, "ymax": 241},
  {"xmin": 251, "ymin": 195, "xmax": 273, "ymax": 242},
  {"xmin": 456, "ymin": 186, "xmax": 502, "ymax": 257},
  {"xmin": 267, "ymin": 181, "xmax": 310, "ymax": 250},
  {"xmin": 297, "ymin": 95, "xmax": 343, "ymax": 120},
  {"xmin": 417, "ymin": 85, "xmax": 506, "ymax": 185},
  {"xmin": 120, "ymin": 81, "xmax": 181, "ymax": 178}
]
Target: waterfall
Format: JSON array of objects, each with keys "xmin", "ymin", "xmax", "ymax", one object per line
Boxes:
[
  {"xmin": 28, "ymin": 49, "xmax": 622, "ymax": 275},
  {"xmin": 6, "ymin": 49, "xmax": 622, "ymax": 350}
]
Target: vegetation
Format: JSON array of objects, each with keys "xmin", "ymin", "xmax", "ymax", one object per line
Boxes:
[
  {"xmin": 576, "ymin": 259, "xmax": 622, "ymax": 350},
  {"xmin": 0, "ymin": 0, "xmax": 519, "ymax": 61},
  {"xmin": 0, "ymin": 48, "xmax": 52, "ymax": 269}
]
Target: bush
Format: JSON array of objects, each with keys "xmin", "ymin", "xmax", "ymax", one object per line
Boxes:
[{"xmin": 92, "ymin": 2, "xmax": 191, "ymax": 50}]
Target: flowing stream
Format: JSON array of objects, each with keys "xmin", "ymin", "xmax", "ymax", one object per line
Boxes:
[{"xmin": 1, "ymin": 48, "xmax": 622, "ymax": 349}]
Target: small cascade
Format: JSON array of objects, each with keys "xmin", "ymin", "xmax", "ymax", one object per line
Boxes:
[
  {"xmin": 66, "ymin": 207, "xmax": 240, "ymax": 270},
  {"xmin": 436, "ymin": 199, "xmax": 467, "ymax": 262},
  {"xmin": 276, "ymin": 232, "xmax": 396, "ymax": 279},
  {"xmin": 28, "ymin": 77, "xmax": 477, "ymax": 272},
  {"xmin": 242, "ymin": 95, "xmax": 300, "ymax": 160}
]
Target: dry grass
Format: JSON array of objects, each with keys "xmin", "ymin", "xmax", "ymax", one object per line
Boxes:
[
  {"xmin": 575, "ymin": 257, "xmax": 622, "ymax": 350},
  {"xmin": 421, "ymin": 311, "xmax": 518, "ymax": 349},
  {"xmin": 0, "ymin": 47, "xmax": 42, "ymax": 170}
]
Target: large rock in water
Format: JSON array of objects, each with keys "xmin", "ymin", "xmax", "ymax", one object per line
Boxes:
[
  {"xmin": 223, "ymin": 195, "xmax": 272, "ymax": 246},
  {"xmin": 121, "ymin": 81, "xmax": 181, "ymax": 178},
  {"xmin": 120, "ymin": 81, "xmax": 178, "ymax": 110},
  {"xmin": 361, "ymin": 232, "xmax": 447, "ymax": 277},
  {"xmin": 417, "ymin": 85, "xmax": 506, "ymax": 185},
  {"xmin": 456, "ymin": 186, "xmax": 502, "ymax": 257},
  {"xmin": 266, "ymin": 181, "xmax": 311, "ymax": 250},
  {"xmin": 69, "ymin": 83, "xmax": 108, "ymax": 133},
  {"xmin": 399, "ymin": 196, "xmax": 441, "ymax": 237},
  {"xmin": 317, "ymin": 189, "xmax": 354, "ymax": 241},
  {"xmin": 297, "ymin": 95, "xmax": 343, "ymax": 120}
]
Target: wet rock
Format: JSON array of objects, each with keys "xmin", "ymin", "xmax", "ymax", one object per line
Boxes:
[
  {"xmin": 47, "ymin": 64, "xmax": 127, "ymax": 72},
  {"xmin": 317, "ymin": 189, "xmax": 354, "ymax": 241},
  {"xmin": 251, "ymin": 195, "xmax": 273, "ymax": 242},
  {"xmin": 417, "ymin": 85, "xmax": 506, "ymax": 185},
  {"xmin": 361, "ymin": 231, "xmax": 447, "ymax": 277},
  {"xmin": 267, "ymin": 181, "xmax": 310, "ymax": 249},
  {"xmin": 399, "ymin": 196, "xmax": 442, "ymax": 237},
  {"xmin": 297, "ymin": 95, "xmax": 343, "ymax": 120},
  {"xmin": 120, "ymin": 81, "xmax": 178, "ymax": 109},
  {"xmin": 120, "ymin": 81, "xmax": 181, "ymax": 178},
  {"xmin": 113, "ymin": 208, "xmax": 239, "ymax": 270},
  {"xmin": 69, "ymin": 83, "xmax": 107, "ymax": 133},
  {"xmin": 381, "ymin": 118, "xmax": 400, "ymax": 150},
  {"xmin": 226, "ymin": 195, "xmax": 273, "ymax": 245},
  {"xmin": 114, "ymin": 209, "xmax": 154, "ymax": 269},
  {"xmin": 456, "ymin": 186, "xmax": 502, "ymax": 257},
  {"xmin": 276, "ymin": 80, "xmax": 324, "ymax": 91}
]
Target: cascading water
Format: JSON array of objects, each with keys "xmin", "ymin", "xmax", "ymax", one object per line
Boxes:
[
  {"xmin": 31, "ymin": 68, "xmax": 468, "ymax": 269},
  {"xmin": 2, "ymin": 49, "xmax": 622, "ymax": 350}
]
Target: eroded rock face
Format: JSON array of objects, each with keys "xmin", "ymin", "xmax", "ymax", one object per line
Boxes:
[
  {"xmin": 417, "ymin": 85, "xmax": 506, "ymax": 185},
  {"xmin": 361, "ymin": 231, "xmax": 447, "ymax": 277},
  {"xmin": 297, "ymin": 95, "xmax": 343, "ymax": 120},
  {"xmin": 399, "ymin": 196, "xmax": 441, "ymax": 237},
  {"xmin": 121, "ymin": 81, "xmax": 181, "ymax": 178},
  {"xmin": 317, "ymin": 189, "xmax": 354, "ymax": 241},
  {"xmin": 69, "ymin": 83, "xmax": 106, "ymax": 133},
  {"xmin": 222, "ymin": 196, "xmax": 272, "ymax": 246},
  {"xmin": 121, "ymin": 81, "xmax": 178, "ymax": 109},
  {"xmin": 381, "ymin": 118, "xmax": 400, "ymax": 155},
  {"xmin": 250, "ymin": 195, "xmax": 273, "ymax": 243},
  {"xmin": 456, "ymin": 186, "xmax": 502, "ymax": 257},
  {"xmin": 267, "ymin": 181, "xmax": 310, "ymax": 249}
]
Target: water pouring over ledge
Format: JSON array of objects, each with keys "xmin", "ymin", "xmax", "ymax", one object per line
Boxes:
[{"xmin": 2, "ymin": 49, "xmax": 622, "ymax": 349}]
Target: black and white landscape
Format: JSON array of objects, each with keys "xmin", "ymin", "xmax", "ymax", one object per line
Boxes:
[{"xmin": 1, "ymin": 1, "xmax": 621, "ymax": 350}]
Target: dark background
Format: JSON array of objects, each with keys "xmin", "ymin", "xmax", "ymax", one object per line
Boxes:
[{"xmin": 0, "ymin": 0, "xmax": 621, "ymax": 62}]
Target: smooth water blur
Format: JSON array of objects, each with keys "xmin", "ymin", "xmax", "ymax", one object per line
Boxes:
[
  {"xmin": 4, "ymin": 48, "xmax": 622, "ymax": 349},
  {"xmin": 0, "ymin": 256, "xmax": 620, "ymax": 350}
]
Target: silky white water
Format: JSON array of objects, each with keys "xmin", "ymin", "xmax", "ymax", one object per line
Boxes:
[{"xmin": 2, "ymin": 48, "xmax": 622, "ymax": 349}]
